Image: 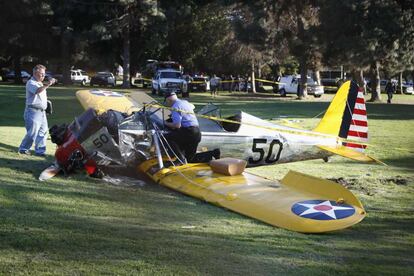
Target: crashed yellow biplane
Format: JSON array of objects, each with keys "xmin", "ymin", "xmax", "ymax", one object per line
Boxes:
[{"xmin": 41, "ymin": 81, "xmax": 375, "ymax": 233}]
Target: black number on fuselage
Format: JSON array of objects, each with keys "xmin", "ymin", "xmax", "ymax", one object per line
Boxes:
[
  {"xmin": 265, "ymin": 139, "xmax": 283, "ymax": 163},
  {"xmin": 93, "ymin": 133, "xmax": 109, "ymax": 148},
  {"xmin": 100, "ymin": 134, "xmax": 109, "ymax": 143},
  {"xmin": 249, "ymin": 138, "xmax": 283, "ymax": 164},
  {"xmin": 248, "ymin": 138, "xmax": 267, "ymax": 164}
]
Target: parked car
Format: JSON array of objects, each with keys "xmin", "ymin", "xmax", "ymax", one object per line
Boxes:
[
  {"xmin": 53, "ymin": 73, "xmax": 63, "ymax": 83},
  {"xmin": 71, "ymin": 69, "xmax": 90, "ymax": 86},
  {"xmin": 90, "ymin": 72, "xmax": 115, "ymax": 87},
  {"xmin": 402, "ymin": 82, "xmax": 414, "ymax": 94},
  {"xmin": 2, "ymin": 70, "xmax": 31, "ymax": 82},
  {"xmin": 141, "ymin": 60, "xmax": 183, "ymax": 88},
  {"xmin": 320, "ymin": 69, "xmax": 346, "ymax": 88},
  {"xmin": 151, "ymin": 69, "xmax": 187, "ymax": 96},
  {"xmin": 278, "ymin": 75, "xmax": 324, "ymax": 97},
  {"xmin": 190, "ymin": 76, "xmax": 210, "ymax": 92},
  {"xmin": 368, "ymin": 79, "xmax": 413, "ymax": 94}
]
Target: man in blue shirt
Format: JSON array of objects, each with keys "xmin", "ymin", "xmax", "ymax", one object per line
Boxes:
[
  {"xmin": 164, "ymin": 92, "xmax": 201, "ymax": 163},
  {"xmin": 18, "ymin": 64, "xmax": 56, "ymax": 156}
]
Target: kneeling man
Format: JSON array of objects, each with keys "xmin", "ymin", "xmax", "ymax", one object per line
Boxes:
[{"xmin": 164, "ymin": 92, "xmax": 201, "ymax": 163}]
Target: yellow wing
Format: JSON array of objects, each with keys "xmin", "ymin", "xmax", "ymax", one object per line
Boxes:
[{"xmin": 76, "ymin": 89, "xmax": 140, "ymax": 114}]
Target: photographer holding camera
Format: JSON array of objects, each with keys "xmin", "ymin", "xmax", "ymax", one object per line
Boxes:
[{"xmin": 18, "ymin": 64, "xmax": 56, "ymax": 156}]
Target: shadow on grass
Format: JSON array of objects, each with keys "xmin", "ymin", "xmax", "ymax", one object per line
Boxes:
[
  {"xmin": 0, "ymin": 141, "xmax": 19, "ymax": 153},
  {"xmin": 0, "ymin": 177, "xmax": 412, "ymax": 275},
  {"xmin": 0, "ymin": 154, "xmax": 56, "ymax": 179},
  {"xmin": 0, "ymin": 153, "xmax": 413, "ymax": 275},
  {"xmin": 366, "ymin": 103, "xmax": 414, "ymax": 120},
  {"xmin": 0, "ymin": 156, "xmax": 412, "ymax": 274},
  {"xmin": 380, "ymin": 156, "xmax": 414, "ymax": 170}
]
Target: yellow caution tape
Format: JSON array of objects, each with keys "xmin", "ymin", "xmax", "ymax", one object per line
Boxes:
[
  {"xmin": 135, "ymin": 76, "xmax": 344, "ymax": 92},
  {"xmin": 135, "ymin": 77, "xmax": 152, "ymax": 82},
  {"xmin": 255, "ymin": 78, "xmax": 339, "ymax": 90},
  {"xmin": 143, "ymin": 102, "xmax": 370, "ymax": 147},
  {"xmin": 219, "ymin": 80, "xmax": 238, "ymax": 83},
  {"xmin": 255, "ymin": 78, "xmax": 283, "ymax": 85}
]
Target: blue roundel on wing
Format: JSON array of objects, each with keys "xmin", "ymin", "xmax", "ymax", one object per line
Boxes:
[
  {"xmin": 291, "ymin": 200, "xmax": 355, "ymax": 220},
  {"xmin": 91, "ymin": 90, "xmax": 123, "ymax": 97}
]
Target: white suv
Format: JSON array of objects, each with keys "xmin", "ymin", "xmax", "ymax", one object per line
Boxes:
[
  {"xmin": 278, "ymin": 75, "xmax": 324, "ymax": 97},
  {"xmin": 152, "ymin": 69, "xmax": 187, "ymax": 96},
  {"xmin": 71, "ymin": 69, "xmax": 90, "ymax": 86}
]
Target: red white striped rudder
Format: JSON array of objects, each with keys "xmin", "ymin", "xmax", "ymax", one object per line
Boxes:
[{"xmin": 341, "ymin": 86, "xmax": 368, "ymax": 152}]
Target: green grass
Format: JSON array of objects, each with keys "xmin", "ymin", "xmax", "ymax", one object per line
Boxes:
[{"xmin": 0, "ymin": 84, "xmax": 413, "ymax": 275}]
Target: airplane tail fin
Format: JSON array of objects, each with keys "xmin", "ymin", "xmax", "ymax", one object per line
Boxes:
[{"xmin": 313, "ymin": 81, "xmax": 377, "ymax": 162}]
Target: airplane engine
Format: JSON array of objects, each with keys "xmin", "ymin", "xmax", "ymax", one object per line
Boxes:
[{"xmin": 49, "ymin": 108, "xmax": 127, "ymax": 177}]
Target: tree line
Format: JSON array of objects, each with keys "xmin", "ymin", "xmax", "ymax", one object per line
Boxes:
[{"xmin": 1, "ymin": 0, "xmax": 413, "ymax": 101}]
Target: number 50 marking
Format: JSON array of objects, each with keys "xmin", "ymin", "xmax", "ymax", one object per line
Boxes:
[
  {"xmin": 248, "ymin": 138, "xmax": 283, "ymax": 164},
  {"xmin": 92, "ymin": 133, "xmax": 109, "ymax": 148}
]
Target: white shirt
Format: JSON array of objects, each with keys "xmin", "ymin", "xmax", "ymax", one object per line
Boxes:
[{"xmin": 26, "ymin": 77, "xmax": 47, "ymax": 110}]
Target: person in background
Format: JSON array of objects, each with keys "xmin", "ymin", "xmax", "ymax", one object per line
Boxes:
[
  {"xmin": 237, "ymin": 75, "xmax": 243, "ymax": 92},
  {"xmin": 245, "ymin": 75, "xmax": 251, "ymax": 92},
  {"xmin": 385, "ymin": 80, "xmax": 396, "ymax": 104},
  {"xmin": 117, "ymin": 64, "xmax": 123, "ymax": 77},
  {"xmin": 182, "ymin": 74, "xmax": 192, "ymax": 98},
  {"xmin": 210, "ymin": 74, "xmax": 221, "ymax": 98},
  {"xmin": 229, "ymin": 74, "xmax": 235, "ymax": 92},
  {"xmin": 164, "ymin": 91, "xmax": 201, "ymax": 163},
  {"xmin": 18, "ymin": 64, "xmax": 56, "ymax": 156}
]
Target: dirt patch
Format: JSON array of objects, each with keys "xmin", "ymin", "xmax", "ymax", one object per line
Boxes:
[
  {"xmin": 328, "ymin": 177, "xmax": 374, "ymax": 196},
  {"xmin": 328, "ymin": 177, "xmax": 356, "ymax": 188},
  {"xmin": 328, "ymin": 176, "xmax": 411, "ymax": 196},
  {"xmin": 379, "ymin": 177, "xmax": 408, "ymax": 186}
]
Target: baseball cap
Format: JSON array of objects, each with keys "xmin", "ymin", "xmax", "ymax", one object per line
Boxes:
[{"xmin": 164, "ymin": 91, "xmax": 176, "ymax": 99}]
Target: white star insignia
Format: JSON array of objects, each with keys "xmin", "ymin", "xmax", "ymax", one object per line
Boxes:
[{"xmin": 297, "ymin": 200, "xmax": 354, "ymax": 219}]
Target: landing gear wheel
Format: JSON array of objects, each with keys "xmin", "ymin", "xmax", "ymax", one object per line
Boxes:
[{"xmin": 323, "ymin": 156, "xmax": 330, "ymax": 163}]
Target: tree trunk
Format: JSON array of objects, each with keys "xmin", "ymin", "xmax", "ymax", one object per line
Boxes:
[
  {"xmin": 369, "ymin": 62, "xmax": 382, "ymax": 102},
  {"xmin": 258, "ymin": 61, "xmax": 262, "ymax": 78},
  {"xmin": 314, "ymin": 70, "xmax": 321, "ymax": 85},
  {"xmin": 122, "ymin": 25, "xmax": 131, "ymax": 89},
  {"xmin": 13, "ymin": 54, "xmax": 22, "ymax": 84},
  {"xmin": 251, "ymin": 60, "xmax": 256, "ymax": 93},
  {"xmin": 61, "ymin": 28, "xmax": 72, "ymax": 85},
  {"xmin": 352, "ymin": 69, "xmax": 365, "ymax": 93},
  {"xmin": 397, "ymin": 72, "xmax": 403, "ymax": 94},
  {"xmin": 295, "ymin": 4, "xmax": 307, "ymax": 99},
  {"xmin": 298, "ymin": 60, "xmax": 308, "ymax": 99}
]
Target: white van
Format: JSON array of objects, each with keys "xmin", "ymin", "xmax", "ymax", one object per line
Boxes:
[
  {"xmin": 278, "ymin": 75, "xmax": 324, "ymax": 97},
  {"xmin": 70, "ymin": 69, "xmax": 90, "ymax": 86},
  {"xmin": 151, "ymin": 69, "xmax": 187, "ymax": 96}
]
